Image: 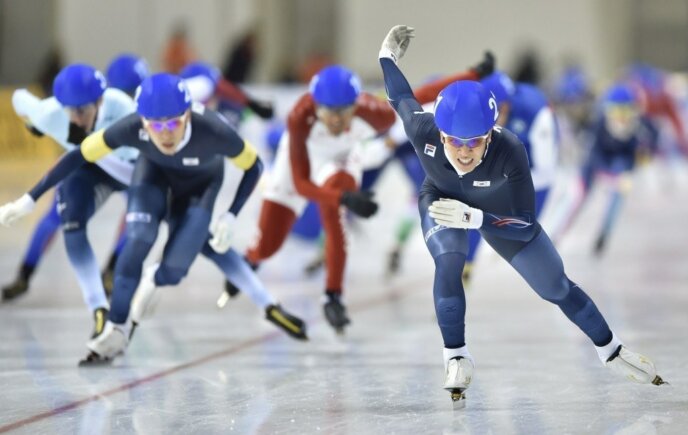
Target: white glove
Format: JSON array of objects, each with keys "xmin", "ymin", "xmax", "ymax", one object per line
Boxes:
[
  {"xmin": 379, "ymin": 25, "xmax": 415, "ymax": 64},
  {"xmin": 209, "ymin": 211, "xmax": 237, "ymax": 254},
  {"xmin": 0, "ymin": 194, "xmax": 36, "ymax": 227},
  {"xmin": 428, "ymin": 198, "xmax": 483, "ymax": 229}
]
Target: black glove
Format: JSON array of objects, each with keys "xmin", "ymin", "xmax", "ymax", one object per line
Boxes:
[
  {"xmin": 246, "ymin": 99, "xmax": 275, "ymax": 119},
  {"xmin": 340, "ymin": 191, "xmax": 378, "ymax": 218},
  {"xmin": 26, "ymin": 124, "xmax": 44, "ymax": 138},
  {"xmin": 472, "ymin": 51, "xmax": 496, "ymax": 79}
]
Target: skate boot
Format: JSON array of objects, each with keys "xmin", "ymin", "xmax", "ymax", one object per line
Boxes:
[
  {"xmin": 129, "ymin": 263, "xmax": 160, "ymax": 323},
  {"xmin": 217, "ymin": 280, "xmax": 241, "ymax": 308},
  {"xmin": 79, "ymin": 321, "xmax": 130, "ymax": 366},
  {"xmin": 91, "ymin": 307, "xmax": 109, "ymax": 339},
  {"xmin": 605, "ymin": 345, "xmax": 667, "ymax": 385},
  {"xmin": 386, "ymin": 247, "xmax": 401, "ymax": 277},
  {"xmin": 323, "ymin": 291, "xmax": 350, "ymax": 334},
  {"xmin": 2, "ymin": 264, "xmax": 34, "ymax": 301},
  {"xmin": 265, "ymin": 304, "xmax": 308, "ymax": 340},
  {"xmin": 444, "ymin": 357, "xmax": 474, "ymax": 409}
]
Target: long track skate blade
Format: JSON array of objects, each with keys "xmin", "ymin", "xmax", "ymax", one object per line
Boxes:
[
  {"xmin": 450, "ymin": 389, "xmax": 466, "ymax": 410},
  {"xmin": 652, "ymin": 375, "xmax": 669, "ymax": 386},
  {"xmin": 78, "ymin": 352, "xmax": 112, "ymax": 367}
]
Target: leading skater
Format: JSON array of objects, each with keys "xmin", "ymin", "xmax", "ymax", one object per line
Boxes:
[{"xmin": 377, "ymin": 25, "xmax": 666, "ymax": 407}]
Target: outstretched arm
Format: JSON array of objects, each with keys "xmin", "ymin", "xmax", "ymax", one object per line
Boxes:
[
  {"xmin": 379, "ymin": 25, "xmax": 437, "ymax": 144},
  {"xmin": 0, "ymin": 129, "xmax": 114, "ymax": 226}
]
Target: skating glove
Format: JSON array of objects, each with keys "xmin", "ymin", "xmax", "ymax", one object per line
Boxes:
[
  {"xmin": 472, "ymin": 51, "xmax": 496, "ymax": 79},
  {"xmin": 379, "ymin": 25, "xmax": 415, "ymax": 64},
  {"xmin": 209, "ymin": 211, "xmax": 237, "ymax": 253},
  {"xmin": 246, "ymin": 98, "xmax": 274, "ymax": 119},
  {"xmin": 0, "ymin": 194, "xmax": 35, "ymax": 227},
  {"xmin": 428, "ymin": 198, "xmax": 483, "ymax": 229},
  {"xmin": 340, "ymin": 191, "xmax": 378, "ymax": 218}
]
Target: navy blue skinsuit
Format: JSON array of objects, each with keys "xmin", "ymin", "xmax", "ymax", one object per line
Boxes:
[
  {"xmin": 29, "ymin": 106, "xmax": 262, "ymax": 324},
  {"xmin": 380, "ymin": 57, "xmax": 613, "ymax": 349}
]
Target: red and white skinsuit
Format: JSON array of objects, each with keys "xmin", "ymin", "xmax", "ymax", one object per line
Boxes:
[{"xmin": 246, "ymin": 92, "xmax": 395, "ymax": 294}]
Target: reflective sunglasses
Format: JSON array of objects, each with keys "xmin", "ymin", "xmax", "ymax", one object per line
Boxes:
[
  {"xmin": 144, "ymin": 115, "xmax": 185, "ymax": 133},
  {"xmin": 443, "ymin": 132, "xmax": 490, "ymax": 149}
]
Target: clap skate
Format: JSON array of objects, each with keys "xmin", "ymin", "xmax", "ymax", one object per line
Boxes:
[
  {"xmin": 265, "ymin": 304, "xmax": 308, "ymax": 340},
  {"xmin": 443, "ymin": 357, "xmax": 474, "ymax": 409},
  {"xmin": 323, "ymin": 291, "xmax": 350, "ymax": 334},
  {"xmin": 78, "ymin": 321, "xmax": 130, "ymax": 367},
  {"xmin": 606, "ymin": 345, "xmax": 667, "ymax": 385}
]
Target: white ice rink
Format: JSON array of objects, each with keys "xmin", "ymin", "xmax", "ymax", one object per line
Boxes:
[{"xmin": 0, "ymin": 160, "xmax": 687, "ymax": 434}]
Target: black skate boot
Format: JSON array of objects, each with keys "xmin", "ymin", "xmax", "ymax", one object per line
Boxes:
[
  {"xmin": 101, "ymin": 254, "xmax": 118, "ymax": 300},
  {"xmin": 265, "ymin": 304, "xmax": 308, "ymax": 340},
  {"xmin": 2, "ymin": 264, "xmax": 34, "ymax": 302},
  {"xmin": 91, "ymin": 307, "xmax": 109, "ymax": 339},
  {"xmin": 323, "ymin": 291, "xmax": 350, "ymax": 334}
]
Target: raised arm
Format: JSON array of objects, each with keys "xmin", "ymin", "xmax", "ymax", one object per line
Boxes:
[{"xmin": 379, "ymin": 26, "xmax": 437, "ymax": 145}]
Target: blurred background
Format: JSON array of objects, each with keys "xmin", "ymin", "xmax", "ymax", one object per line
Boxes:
[
  {"xmin": 1, "ymin": 0, "xmax": 687, "ymax": 84},
  {"xmin": 2, "ymin": 0, "xmax": 688, "ymax": 158}
]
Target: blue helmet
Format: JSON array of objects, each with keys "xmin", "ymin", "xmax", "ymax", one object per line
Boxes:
[
  {"xmin": 555, "ymin": 67, "xmax": 590, "ymax": 103},
  {"xmin": 106, "ymin": 54, "xmax": 149, "ymax": 94},
  {"xmin": 603, "ymin": 83, "xmax": 638, "ymax": 106},
  {"xmin": 179, "ymin": 62, "xmax": 222, "ymax": 88},
  {"xmin": 309, "ymin": 65, "xmax": 361, "ymax": 108},
  {"xmin": 434, "ymin": 81, "xmax": 498, "ymax": 139},
  {"xmin": 53, "ymin": 64, "xmax": 107, "ymax": 107},
  {"xmin": 135, "ymin": 73, "xmax": 191, "ymax": 119},
  {"xmin": 480, "ymin": 71, "xmax": 515, "ymax": 106}
]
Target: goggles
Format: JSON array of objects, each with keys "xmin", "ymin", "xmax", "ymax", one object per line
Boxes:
[
  {"xmin": 442, "ymin": 131, "xmax": 490, "ymax": 149},
  {"xmin": 144, "ymin": 114, "xmax": 186, "ymax": 133},
  {"xmin": 605, "ymin": 104, "xmax": 639, "ymax": 120}
]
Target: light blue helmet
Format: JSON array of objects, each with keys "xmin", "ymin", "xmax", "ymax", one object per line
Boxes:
[
  {"xmin": 480, "ymin": 71, "xmax": 515, "ymax": 106},
  {"xmin": 434, "ymin": 81, "xmax": 498, "ymax": 139},
  {"xmin": 135, "ymin": 73, "xmax": 191, "ymax": 119},
  {"xmin": 53, "ymin": 64, "xmax": 107, "ymax": 107},
  {"xmin": 309, "ymin": 65, "xmax": 361, "ymax": 108},
  {"xmin": 106, "ymin": 54, "xmax": 149, "ymax": 94},
  {"xmin": 179, "ymin": 62, "xmax": 222, "ymax": 88}
]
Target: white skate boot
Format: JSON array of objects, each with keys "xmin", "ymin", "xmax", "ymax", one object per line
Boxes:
[
  {"xmin": 129, "ymin": 263, "xmax": 160, "ymax": 324},
  {"xmin": 443, "ymin": 347, "xmax": 474, "ymax": 409},
  {"xmin": 605, "ymin": 345, "xmax": 667, "ymax": 385},
  {"xmin": 79, "ymin": 321, "xmax": 131, "ymax": 366}
]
